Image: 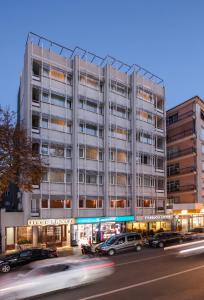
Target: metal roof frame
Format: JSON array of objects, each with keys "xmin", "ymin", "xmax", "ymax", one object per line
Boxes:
[{"xmin": 27, "ymin": 32, "xmax": 163, "ymax": 86}]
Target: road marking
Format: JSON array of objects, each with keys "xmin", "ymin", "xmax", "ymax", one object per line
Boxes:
[
  {"xmin": 77, "ymin": 264, "xmax": 204, "ymax": 300},
  {"xmin": 116, "ymin": 254, "xmax": 165, "ymax": 267}
]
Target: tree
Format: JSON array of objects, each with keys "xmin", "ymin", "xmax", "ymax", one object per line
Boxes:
[{"xmin": 0, "ymin": 106, "xmax": 44, "ymax": 199}]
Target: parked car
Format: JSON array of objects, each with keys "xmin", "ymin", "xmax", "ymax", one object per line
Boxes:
[
  {"xmin": 95, "ymin": 232, "xmax": 144, "ymax": 256},
  {"xmin": 146, "ymin": 232, "xmax": 185, "ymax": 248},
  {"xmin": 0, "ymin": 257, "xmax": 114, "ymax": 299},
  {"xmin": 0, "ymin": 248, "xmax": 58, "ymax": 273}
]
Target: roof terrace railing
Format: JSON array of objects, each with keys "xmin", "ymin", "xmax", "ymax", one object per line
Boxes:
[{"xmin": 26, "ymin": 32, "xmax": 164, "ymax": 86}]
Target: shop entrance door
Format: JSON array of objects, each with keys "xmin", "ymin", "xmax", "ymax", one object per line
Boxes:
[{"xmin": 44, "ymin": 226, "xmax": 62, "ymax": 248}]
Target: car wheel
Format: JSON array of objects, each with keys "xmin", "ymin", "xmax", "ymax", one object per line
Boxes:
[
  {"xmin": 1, "ymin": 264, "xmax": 11, "ymax": 273},
  {"xmin": 135, "ymin": 244, "xmax": 142, "ymax": 252},
  {"xmin": 158, "ymin": 241, "xmax": 164, "ymax": 248},
  {"xmin": 108, "ymin": 249, "xmax": 116, "ymax": 256}
]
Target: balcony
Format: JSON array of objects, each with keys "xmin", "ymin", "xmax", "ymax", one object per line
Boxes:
[
  {"xmin": 168, "ymin": 184, "xmax": 196, "ymax": 194},
  {"xmin": 167, "ymin": 128, "xmax": 195, "ymax": 144},
  {"xmin": 167, "ymin": 166, "xmax": 196, "ymax": 177},
  {"xmin": 167, "ymin": 111, "xmax": 195, "ymax": 127},
  {"xmin": 167, "ymin": 147, "xmax": 196, "ymax": 161}
]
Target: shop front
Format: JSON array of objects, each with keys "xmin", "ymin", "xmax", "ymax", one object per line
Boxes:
[
  {"xmin": 173, "ymin": 210, "xmax": 204, "ymax": 232},
  {"xmin": 71, "ymin": 215, "xmax": 134, "ymax": 245},
  {"xmin": 27, "ymin": 218, "xmax": 73, "ymax": 248},
  {"xmin": 5, "ymin": 226, "xmax": 33, "ymax": 251},
  {"xmin": 127, "ymin": 214, "xmax": 173, "ymax": 235}
]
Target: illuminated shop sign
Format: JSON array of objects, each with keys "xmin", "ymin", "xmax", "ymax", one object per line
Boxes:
[
  {"xmin": 76, "ymin": 215, "xmax": 134, "ymax": 224},
  {"xmin": 136, "ymin": 215, "xmax": 173, "ymax": 222},
  {"xmin": 28, "ymin": 219, "xmax": 72, "ymax": 226}
]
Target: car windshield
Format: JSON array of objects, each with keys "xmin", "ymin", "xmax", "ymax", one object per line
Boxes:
[{"xmin": 105, "ymin": 236, "xmax": 118, "ymax": 245}]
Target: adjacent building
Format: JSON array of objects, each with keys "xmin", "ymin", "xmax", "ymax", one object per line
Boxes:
[
  {"xmin": 1, "ymin": 33, "xmax": 167, "ymax": 252},
  {"xmin": 167, "ymin": 96, "xmax": 204, "ymax": 231}
]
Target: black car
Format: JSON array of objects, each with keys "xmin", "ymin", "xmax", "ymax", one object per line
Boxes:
[
  {"xmin": 0, "ymin": 248, "xmax": 58, "ymax": 273},
  {"xmin": 146, "ymin": 232, "xmax": 185, "ymax": 248}
]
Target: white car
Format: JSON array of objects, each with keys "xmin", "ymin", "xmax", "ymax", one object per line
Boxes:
[{"xmin": 0, "ymin": 257, "xmax": 114, "ymax": 300}]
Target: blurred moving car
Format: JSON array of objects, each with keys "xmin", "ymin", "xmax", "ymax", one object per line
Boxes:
[
  {"xmin": 0, "ymin": 248, "xmax": 58, "ymax": 273},
  {"xmin": 95, "ymin": 232, "xmax": 144, "ymax": 256},
  {"xmin": 146, "ymin": 232, "xmax": 185, "ymax": 248},
  {"xmin": 0, "ymin": 257, "xmax": 114, "ymax": 299},
  {"xmin": 184, "ymin": 227, "xmax": 204, "ymax": 240}
]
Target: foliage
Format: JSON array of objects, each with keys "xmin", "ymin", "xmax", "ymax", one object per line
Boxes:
[{"xmin": 0, "ymin": 106, "xmax": 45, "ymax": 197}]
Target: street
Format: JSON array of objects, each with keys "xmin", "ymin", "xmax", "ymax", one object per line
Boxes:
[{"xmin": 30, "ymin": 247, "xmax": 204, "ymax": 300}]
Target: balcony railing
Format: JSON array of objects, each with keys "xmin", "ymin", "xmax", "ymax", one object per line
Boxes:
[
  {"xmin": 167, "ymin": 184, "xmax": 196, "ymax": 193},
  {"xmin": 167, "ymin": 147, "xmax": 196, "ymax": 160},
  {"xmin": 166, "ymin": 110, "xmax": 194, "ymax": 126},
  {"xmin": 167, "ymin": 128, "xmax": 195, "ymax": 143},
  {"xmin": 167, "ymin": 166, "xmax": 196, "ymax": 177}
]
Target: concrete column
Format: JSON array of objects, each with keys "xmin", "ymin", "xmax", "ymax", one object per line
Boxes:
[
  {"xmin": 32, "ymin": 226, "xmax": 38, "ymax": 247},
  {"xmin": 130, "ymin": 73, "xmax": 137, "ymax": 218},
  {"xmin": 104, "ymin": 65, "xmax": 110, "ymax": 217},
  {"xmin": 72, "ymin": 56, "xmax": 79, "ymax": 218}
]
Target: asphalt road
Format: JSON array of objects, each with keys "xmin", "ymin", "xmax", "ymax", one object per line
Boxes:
[{"xmin": 33, "ymin": 246, "xmax": 204, "ymax": 300}]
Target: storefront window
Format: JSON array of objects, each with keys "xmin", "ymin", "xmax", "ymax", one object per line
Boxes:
[
  {"xmin": 17, "ymin": 227, "xmax": 32, "ymax": 244},
  {"xmin": 6, "ymin": 227, "xmax": 15, "ymax": 248},
  {"xmin": 86, "ymin": 199, "xmax": 97, "ymax": 208}
]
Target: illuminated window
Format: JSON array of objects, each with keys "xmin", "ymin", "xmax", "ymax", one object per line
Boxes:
[
  {"xmin": 86, "ymin": 148, "xmax": 98, "ymax": 160},
  {"xmin": 110, "ymin": 199, "xmax": 129, "ymax": 208},
  {"xmin": 137, "ymin": 87, "xmax": 154, "ymax": 103},
  {"xmin": 50, "ymin": 199, "xmax": 64, "ymax": 208},
  {"xmin": 50, "ymin": 68, "xmax": 65, "ymax": 82},
  {"xmin": 50, "ymin": 144, "xmax": 64, "ymax": 157},
  {"xmin": 65, "ymin": 199, "xmax": 71, "ymax": 208},
  {"xmin": 41, "ymin": 199, "xmax": 48, "ymax": 208},
  {"xmin": 51, "ymin": 118, "xmax": 65, "ymax": 131},
  {"xmin": 116, "ymin": 151, "xmax": 127, "ymax": 163},
  {"xmin": 110, "ymin": 127, "xmax": 128, "ymax": 140},
  {"xmin": 137, "ymin": 111, "xmax": 153, "ymax": 124},
  {"xmin": 80, "ymin": 73, "xmax": 101, "ymax": 90},
  {"xmin": 111, "ymin": 81, "xmax": 130, "ymax": 97}
]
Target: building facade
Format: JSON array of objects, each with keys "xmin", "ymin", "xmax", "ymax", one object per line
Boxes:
[
  {"xmin": 2, "ymin": 33, "xmax": 167, "ymax": 251},
  {"xmin": 167, "ymin": 96, "xmax": 204, "ymax": 231}
]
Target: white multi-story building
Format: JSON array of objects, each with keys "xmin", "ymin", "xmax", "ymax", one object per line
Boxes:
[{"xmin": 1, "ymin": 33, "xmax": 168, "ymax": 251}]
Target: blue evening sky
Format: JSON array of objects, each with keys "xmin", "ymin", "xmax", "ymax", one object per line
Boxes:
[{"xmin": 0, "ymin": 0, "xmax": 203, "ymax": 110}]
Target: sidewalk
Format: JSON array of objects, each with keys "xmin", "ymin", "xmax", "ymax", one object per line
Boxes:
[{"xmin": 57, "ymin": 246, "xmax": 82, "ymax": 257}]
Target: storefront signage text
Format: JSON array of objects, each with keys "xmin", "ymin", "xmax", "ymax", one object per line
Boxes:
[
  {"xmin": 28, "ymin": 219, "xmax": 71, "ymax": 226},
  {"xmin": 76, "ymin": 215, "xmax": 134, "ymax": 224},
  {"xmin": 136, "ymin": 215, "xmax": 173, "ymax": 222}
]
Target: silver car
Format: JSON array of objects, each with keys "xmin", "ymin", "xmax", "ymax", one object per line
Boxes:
[{"xmin": 96, "ymin": 233, "xmax": 144, "ymax": 256}]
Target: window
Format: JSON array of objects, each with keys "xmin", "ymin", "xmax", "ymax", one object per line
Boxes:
[
  {"xmin": 32, "ymin": 61, "xmax": 40, "ymax": 77},
  {"xmin": 32, "ymin": 143, "xmax": 39, "ymax": 155},
  {"xmin": 110, "ymin": 104, "xmax": 128, "ymax": 119},
  {"xmin": 116, "ymin": 237, "xmax": 126, "ymax": 244},
  {"xmin": 86, "ymin": 199, "xmax": 97, "ymax": 208},
  {"xmin": 156, "ymin": 136, "xmax": 164, "ymax": 150},
  {"xmin": 67, "ymin": 99, "xmax": 72, "ymax": 109},
  {"xmin": 111, "ymin": 174, "xmax": 128, "ymax": 186},
  {"xmin": 86, "ymin": 174, "xmax": 97, "ymax": 184},
  {"xmin": 79, "ymin": 173, "xmax": 84, "ymax": 183},
  {"xmin": 137, "ymin": 87, "xmax": 154, "ymax": 103},
  {"xmin": 86, "ymin": 124, "xmax": 97, "ymax": 136},
  {"xmin": 111, "ymin": 81, "xmax": 130, "ymax": 97},
  {"xmin": 51, "ymin": 118, "xmax": 65, "ymax": 131},
  {"xmin": 137, "ymin": 132, "xmax": 153, "ymax": 145},
  {"xmin": 41, "ymin": 144, "xmax": 48, "ymax": 155},
  {"xmin": 42, "ymin": 91, "xmax": 49, "ymax": 103},
  {"xmin": 86, "ymin": 148, "xmax": 98, "ymax": 160},
  {"xmin": 79, "ymin": 198, "xmax": 84, "ymax": 208},
  {"xmin": 20, "ymin": 250, "xmax": 32, "ymax": 257},
  {"xmin": 51, "ymin": 93, "xmax": 65, "ymax": 107},
  {"xmin": 167, "ymin": 181, "xmax": 179, "ymax": 192},
  {"xmin": 110, "ymin": 199, "xmax": 129, "ymax": 208},
  {"xmin": 201, "ymin": 110, "xmax": 204, "ymax": 121},
  {"xmin": 32, "ymin": 87, "xmax": 40, "ymax": 103},
  {"xmin": 157, "ymin": 157, "xmax": 164, "ymax": 170},
  {"xmin": 79, "ymin": 148, "xmax": 85, "ymax": 158},
  {"xmin": 65, "ymin": 199, "xmax": 71, "ymax": 208},
  {"xmin": 42, "ymin": 117, "xmax": 48, "ymax": 129},
  {"xmin": 110, "ymin": 127, "xmax": 128, "ymax": 140},
  {"xmin": 66, "ymin": 148, "xmax": 72, "ymax": 158},
  {"xmin": 42, "ymin": 171, "xmax": 48, "ymax": 182},
  {"xmin": 109, "ymin": 151, "xmax": 115, "ymax": 161},
  {"xmin": 50, "ymin": 170, "xmax": 65, "ymax": 183},
  {"xmin": 156, "ymin": 96, "xmax": 164, "ymax": 111},
  {"xmin": 43, "ymin": 65, "xmax": 49, "ymax": 77},
  {"xmin": 98, "ymin": 175, "xmax": 103, "ymax": 185},
  {"xmin": 137, "ymin": 111, "xmax": 153, "ymax": 124},
  {"xmin": 202, "ymin": 145, "xmax": 204, "ymax": 154},
  {"xmin": 32, "ymin": 115, "xmax": 39, "ymax": 129},
  {"xmin": 50, "ymin": 68, "xmax": 65, "ymax": 82},
  {"xmin": 66, "ymin": 172, "xmax": 72, "ymax": 183},
  {"xmin": 41, "ymin": 199, "xmax": 48, "ymax": 208},
  {"xmin": 141, "ymin": 153, "xmax": 151, "ymax": 165},
  {"xmin": 50, "ymin": 199, "xmax": 64, "ymax": 208},
  {"xmin": 117, "ymin": 151, "xmax": 127, "ymax": 163},
  {"xmin": 167, "ymin": 113, "xmax": 178, "ymax": 125},
  {"xmin": 50, "ymin": 144, "xmax": 64, "ymax": 157},
  {"xmin": 99, "ymin": 150, "xmax": 103, "ymax": 161},
  {"xmin": 80, "ymin": 73, "xmax": 101, "ymax": 90}
]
